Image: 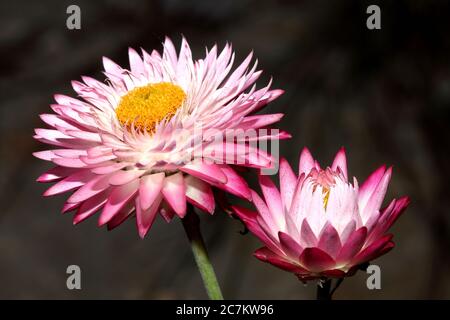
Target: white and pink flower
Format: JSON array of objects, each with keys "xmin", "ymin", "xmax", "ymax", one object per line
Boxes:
[
  {"xmin": 233, "ymin": 147, "xmax": 409, "ymax": 281},
  {"xmin": 34, "ymin": 37, "xmax": 288, "ymax": 238}
]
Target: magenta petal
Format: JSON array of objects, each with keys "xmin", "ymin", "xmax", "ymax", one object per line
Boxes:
[
  {"xmin": 358, "ymin": 165, "xmax": 386, "ymax": 210},
  {"xmin": 363, "ymin": 167, "xmax": 392, "ymax": 218},
  {"xmin": 136, "ymin": 194, "xmax": 162, "ymax": 238},
  {"xmin": 181, "ymin": 161, "xmax": 227, "ymax": 184},
  {"xmin": 258, "ymin": 174, "xmax": 283, "ymax": 220},
  {"xmin": 279, "ymin": 158, "xmax": 297, "ymax": 211},
  {"xmin": 254, "ymin": 247, "xmax": 304, "ymax": 273},
  {"xmin": 62, "ymin": 202, "xmax": 80, "ymax": 214},
  {"xmin": 43, "ymin": 170, "xmax": 94, "ymax": 196},
  {"xmin": 279, "ymin": 232, "xmax": 303, "ymax": 259},
  {"xmin": 331, "ymin": 147, "xmax": 347, "ymax": 180},
  {"xmin": 351, "ymin": 234, "xmax": 393, "ymax": 265},
  {"xmin": 98, "ymin": 180, "xmax": 139, "ymax": 226},
  {"xmin": 67, "ymin": 173, "xmax": 112, "ymax": 203},
  {"xmin": 107, "ymin": 201, "xmax": 135, "ymax": 231},
  {"xmin": 139, "ymin": 173, "xmax": 164, "ymax": 211},
  {"xmin": 73, "ymin": 189, "xmax": 111, "ymax": 224},
  {"xmin": 336, "ymin": 227, "xmax": 368, "ymax": 265},
  {"xmin": 36, "ymin": 166, "xmax": 77, "ymax": 183},
  {"xmin": 299, "ymin": 247, "xmax": 336, "ymax": 272},
  {"xmin": 109, "ymin": 170, "xmax": 144, "ymax": 186},
  {"xmin": 211, "ymin": 165, "xmax": 251, "ymax": 200},
  {"xmin": 298, "ymin": 147, "xmax": 314, "ymax": 175},
  {"xmin": 317, "ymin": 223, "xmax": 342, "ymax": 258},
  {"xmin": 185, "ymin": 176, "xmax": 215, "ymax": 214},
  {"xmin": 300, "ymin": 219, "xmax": 318, "ymax": 247},
  {"xmin": 321, "ymin": 269, "xmax": 346, "ymax": 278},
  {"xmin": 161, "ymin": 172, "xmax": 187, "ymax": 218}
]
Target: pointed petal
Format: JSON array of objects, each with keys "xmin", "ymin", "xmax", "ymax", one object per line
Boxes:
[
  {"xmin": 279, "ymin": 158, "xmax": 297, "ymax": 212},
  {"xmin": 300, "ymin": 219, "xmax": 318, "ymax": 247},
  {"xmin": 299, "ymin": 147, "xmax": 314, "ymax": 175},
  {"xmin": 317, "ymin": 222, "xmax": 342, "ymax": 258},
  {"xmin": 254, "ymin": 247, "xmax": 305, "ymax": 273},
  {"xmin": 161, "ymin": 172, "xmax": 187, "ymax": 218},
  {"xmin": 109, "ymin": 170, "xmax": 144, "ymax": 186},
  {"xmin": 185, "ymin": 176, "xmax": 215, "ymax": 214},
  {"xmin": 331, "ymin": 147, "xmax": 347, "ymax": 180},
  {"xmin": 336, "ymin": 227, "xmax": 367, "ymax": 265},
  {"xmin": 299, "ymin": 247, "xmax": 336, "ymax": 272},
  {"xmin": 139, "ymin": 172, "xmax": 165, "ymax": 210},
  {"xmin": 279, "ymin": 232, "xmax": 304, "ymax": 259},
  {"xmin": 98, "ymin": 180, "xmax": 139, "ymax": 226},
  {"xmin": 43, "ymin": 170, "xmax": 94, "ymax": 196},
  {"xmin": 136, "ymin": 194, "xmax": 162, "ymax": 238},
  {"xmin": 181, "ymin": 161, "xmax": 227, "ymax": 184}
]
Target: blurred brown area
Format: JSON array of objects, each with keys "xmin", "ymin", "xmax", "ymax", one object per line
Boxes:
[{"xmin": 0, "ymin": 0, "xmax": 449, "ymax": 299}]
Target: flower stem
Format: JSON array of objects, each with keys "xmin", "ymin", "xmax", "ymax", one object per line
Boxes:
[
  {"xmin": 182, "ymin": 207, "xmax": 224, "ymax": 300},
  {"xmin": 316, "ymin": 279, "xmax": 332, "ymax": 300}
]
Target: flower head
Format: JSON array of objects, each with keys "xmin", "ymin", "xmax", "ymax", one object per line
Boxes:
[
  {"xmin": 34, "ymin": 37, "xmax": 288, "ymax": 238},
  {"xmin": 233, "ymin": 147, "xmax": 409, "ymax": 281}
]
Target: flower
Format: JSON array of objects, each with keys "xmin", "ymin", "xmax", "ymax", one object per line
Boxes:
[
  {"xmin": 233, "ymin": 147, "xmax": 409, "ymax": 281},
  {"xmin": 34, "ymin": 37, "xmax": 288, "ymax": 238}
]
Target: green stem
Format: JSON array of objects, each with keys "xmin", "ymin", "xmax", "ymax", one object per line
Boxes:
[{"xmin": 182, "ymin": 207, "xmax": 224, "ymax": 300}]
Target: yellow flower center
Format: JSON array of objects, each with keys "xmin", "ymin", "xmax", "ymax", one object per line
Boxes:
[{"xmin": 115, "ymin": 82, "xmax": 186, "ymax": 132}]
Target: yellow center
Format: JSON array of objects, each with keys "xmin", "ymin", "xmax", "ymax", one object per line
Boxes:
[
  {"xmin": 322, "ymin": 188, "xmax": 330, "ymax": 210},
  {"xmin": 115, "ymin": 82, "xmax": 186, "ymax": 132}
]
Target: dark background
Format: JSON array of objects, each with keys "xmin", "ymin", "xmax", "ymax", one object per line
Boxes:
[{"xmin": 1, "ymin": 0, "xmax": 449, "ymax": 299}]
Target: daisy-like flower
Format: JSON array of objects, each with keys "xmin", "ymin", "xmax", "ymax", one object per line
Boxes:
[
  {"xmin": 34, "ymin": 37, "xmax": 287, "ymax": 238},
  {"xmin": 233, "ymin": 147, "xmax": 410, "ymax": 281}
]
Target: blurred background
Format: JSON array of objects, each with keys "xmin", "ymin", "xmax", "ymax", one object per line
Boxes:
[{"xmin": 1, "ymin": 0, "xmax": 449, "ymax": 299}]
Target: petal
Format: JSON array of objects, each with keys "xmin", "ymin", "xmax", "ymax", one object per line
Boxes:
[
  {"xmin": 212, "ymin": 165, "xmax": 251, "ymax": 200},
  {"xmin": 300, "ymin": 219, "xmax": 318, "ymax": 247},
  {"xmin": 299, "ymin": 147, "xmax": 315, "ymax": 175},
  {"xmin": 317, "ymin": 222, "xmax": 342, "ymax": 258},
  {"xmin": 67, "ymin": 173, "xmax": 112, "ymax": 203},
  {"xmin": 358, "ymin": 165, "xmax": 386, "ymax": 210},
  {"xmin": 109, "ymin": 170, "xmax": 144, "ymax": 186},
  {"xmin": 107, "ymin": 200, "xmax": 135, "ymax": 231},
  {"xmin": 185, "ymin": 176, "xmax": 215, "ymax": 214},
  {"xmin": 351, "ymin": 234, "xmax": 393, "ymax": 265},
  {"xmin": 36, "ymin": 166, "xmax": 77, "ymax": 183},
  {"xmin": 279, "ymin": 157, "xmax": 297, "ymax": 212},
  {"xmin": 139, "ymin": 172, "xmax": 165, "ymax": 211},
  {"xmin": 98, "ymin": 180, "xmax": 139, "ymax": 226},
  {"xmin": 161, "ymin": 172, "xmax": 187, "ymax": 218},
  {"xmin": 336, "ymin": 227, "xmax": 367, "ymax": 265},
  {"xmin": 135, "ymin": 194, "xmax": 163, "ymax": 238},
  {"xmin": 258, "ymin": 174, "xmax": 284, "ymax": 228},
  {"xmin": 73, "ymin": 189, "xmax": 111, "ymax": 224},
  {"xmin": 254, "ymin": 247, "xmax": 304, "ymax": 273},
  {"xmin": 299, "ymin": 247, "xmax": 336, "ymax": 272},
  {"xmin": 180, "ymin": 161, "xmax": 227, "ymax": 184},
  {"xmin": 43, "ymin": 170, "xmax": 94, "ymax": 196},
  {"xmin": 331, "ymin": 147, "xmax": 348, "ymax": 180},
  {"xmin": 279, "ymin": 232, "xmax": 303, "ymax": 259}
]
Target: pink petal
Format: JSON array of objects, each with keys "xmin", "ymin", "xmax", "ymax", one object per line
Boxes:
[
  {"xmin": 185, "ymin": 176, "xmax": 215, "ymax": 214},
  {"xmin": 135, "ymin": 194, "xmax": 162, "ymax": 238},
  {"xmin": 298, "ymin": 147, "xmax": 315, "ymax": 175},
  {"xmin": 139, "ymin": 172, "xmax": 165, "ymax": 211},
  {"xmin": 299, "ymin": 247, "xmax": 336, "ymax": 272},
  {"xmin": 331, "ymin": 147, "xmax": 348, "ymax": 180},
  {"xmin": 98, "ymin": 180, "xmax": 139, "ymax": 226},
  {"xmin": 180, "ymin": 161, "xmax": 227, "ymax": 184},
  {"xmin": 109, "ymin": 170, "xmax": 144, "ymax": 186},
  {"xmin": 67, "ymin": 174, "xmax": 112, "ymax": 203},
  {"xmin": 36, "ymin": 166, "xmax": 77, "ymax": 183},
  {"xmin": 161, "ymin": 172, "xmax": 186, "ymax": 218},
  {"xmin": 43, "ymin": 170, "xmax": 94, "ymax": 196},
  {"xmin": 361, "ymin": 167, "xmax": 392, "ymax": 221},
  {"xmin": 212, "ymin": 165, "xmax": 251, "ymax": 200},
  {"xmin": 279, "ymin": 157, "xmax": 297, "ymax": 212},
  {"xmin": 351, "ymin": 234, "xmax": 393, "ymax": 265},
  {"xmin": 300, "ymin": 219, "xmax": 318, "ymax": 247},
  {"xmin": 254, "ymin": 247, "xmax": 305, "ymax": 274},
  {"xmin": 278, "ymin": 232, "xmax": 303, "ymax": 259},
  {"xmin": 73, "ymin": 190, "xmax": 111, "ymax": 224},
  {"xmin": 258, "ymin": 174, "xmax": 284, "ymax": 227},
  {"xmin": 336, "ymin": 227, "xmax": 367, "ymax": 265},
  {"xmin": 317, "ymin": 222, "xmax": 342, "ymax": 258},
  {"xmin": 358, "ymin": 165, "xmax": 386, "ymax": 210},
  {"xmin": 62, "ymin": 202, "xmax": 80, "ymax": 214},
  {"xmin": 107, "ymin": 201, "xmax": 135, "ymax": 231}
]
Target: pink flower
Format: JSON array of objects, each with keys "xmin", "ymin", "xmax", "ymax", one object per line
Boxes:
[
  {"xmin": 233, "ymin": 147, "xmax": 410, "ymax": 281},
  {"xmin": 34, "ymin": 37, "xmax": 288, "ymax": 238}
]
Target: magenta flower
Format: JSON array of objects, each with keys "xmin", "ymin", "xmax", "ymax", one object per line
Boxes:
[
  {"xmin": 34, "ymin": 37, "xmax": 287, "ymax": 238},
  {"xmin": 233, "ymin": 147, "xmax": 410, "ymax": 281}
]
